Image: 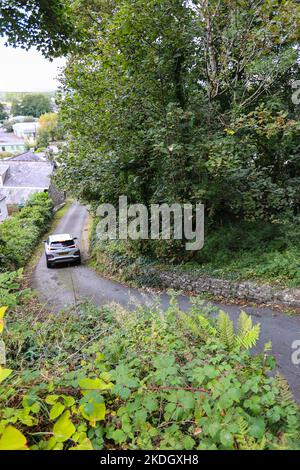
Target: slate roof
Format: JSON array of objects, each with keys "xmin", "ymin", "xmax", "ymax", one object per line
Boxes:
[
  {"xmin": 0, "ymin": 161, "xmax": 53, "ymax": 205},
  {"xmin": 0, "ymin": 187, "xmax": 45, "ymax": 205},
  {"xmin": 0, "ymin": 161, "xmax": 52, "ymax": 188},
  {"xmin": 0, "ymin": 130, "xmax": 25, "ymax": 145},
  {"xmin": 6, "ymin": 151, "xmax": 47, "ymax": 162}
]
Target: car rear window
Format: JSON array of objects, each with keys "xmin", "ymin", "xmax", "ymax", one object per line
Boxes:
[{"xmin": 51, "ymin": 240, "xmax": 75, "ymax": 247}]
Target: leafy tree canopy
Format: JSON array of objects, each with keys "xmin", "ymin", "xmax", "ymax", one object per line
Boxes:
[
  {"xmin": 11, "ymin": 94, "xmax": 52, "ymax": 118},
  {"xmin": 0, "ymin": 0, "xmax": 79, "ymax": 57},
  {"xmin": 55, "ymin": 0, "xmax": 300, "ymax": 243},
  {"xmin": 37, "ymin": 112, "xmax": 64, "ymax": 146}
]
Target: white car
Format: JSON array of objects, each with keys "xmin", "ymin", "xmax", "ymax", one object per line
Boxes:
[{"xmin": 44, "ymin": 234, "xmax": 81, "ymax": 268}]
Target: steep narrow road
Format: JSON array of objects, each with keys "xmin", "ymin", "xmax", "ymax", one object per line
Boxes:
[{"xmin": 32, "ymin": 202, "xmax": 300, "ymax": 402}]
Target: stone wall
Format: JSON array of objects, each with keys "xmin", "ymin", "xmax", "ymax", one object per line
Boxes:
[
  {"xmin": 48, "ymin": 183, "xmax": 66, "ymax": 208},
  {"xmin": 146, "ymin": 268, "xmax": 300, "ymax": 308}
]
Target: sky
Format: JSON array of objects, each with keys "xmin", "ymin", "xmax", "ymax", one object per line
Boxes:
[{"xmin": 0, "ymin": 39, "xmax": 66, "ymax": 92}]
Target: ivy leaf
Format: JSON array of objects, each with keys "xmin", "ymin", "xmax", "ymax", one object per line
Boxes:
[
  {"xmin": 53, "ymin": 411, "xmax": 76, "ymax": 442},
  {"xmin": 0, "ymin": 426, "xmax": 28, "ymax": 450}
]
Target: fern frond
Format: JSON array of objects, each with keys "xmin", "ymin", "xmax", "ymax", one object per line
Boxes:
[
  {"xmin": 179, "ymin": 312, "xmax": 205, "ymax": 339},
  {"xmin": 217, "ymin": 311, "xmax": 235, "ymax": 350},
  {"xmin": 236, "ymin": 323, "xmax": 260, "ymax": 350},
  {"xmin": 197, "ymin": 315, "xmax": 217, "ymax": 337},
  {"xmin": 275, "ymin": 373, "xmax": 294, "ymax": 406},
  {"xmin": 235, "ymin": 311, "xmax": 260, "ymax": 350},
  {"xmin": 237, "ymin": 435, "xmax": 266, "ymax": 450},
  {"xmin": 237, "ymin": 311, "xmax": 253, "ymax": 336}
]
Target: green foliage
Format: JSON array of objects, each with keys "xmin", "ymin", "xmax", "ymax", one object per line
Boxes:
[
  {"xmin": 90, "ymin": 215, "xmax": 300, "ymax": 287},
  {"xmin": 0, "ymin": 270, "xmax": 27, "ymax": 308},
  {"xmin": 0, "ymin": 102, "xmax": 8, "ymax": 122},
  {"xmin": 174, "ymin": 217, "xmax": 300, "ymax": 287},
  {"xmin": 0, "ymin": 297, "xmax": 299, "ymax": 450},
  {"xmin": 0, "ymin": 192, "xmax": 53, "ymax": 271},
  {"xmin": 0, "ymin": 0, "xmax": 78, "ymax": 57},
  {"xmin": 11, "ymin": 94, "xmax": 52, "ymax": 118},
  {"xmin": 55, "ymin": 0, "xmax": 300, "ymax": 263},
  {"xmin": 0, "ymin": 152, "xmax": 12, "ymax": 159},
  {"xmin": 36, "ymin": 113, "xmax": 64, "ymax": 147}
]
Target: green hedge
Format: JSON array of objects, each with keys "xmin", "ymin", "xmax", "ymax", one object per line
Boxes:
[{"xmin": 0, "ymin": 192, "xmax": 53, "ymax": 271}]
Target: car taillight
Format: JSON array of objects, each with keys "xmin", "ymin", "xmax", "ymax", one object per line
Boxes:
[{"xmin": 74, "ymin": 250, "xmax": 80, "ymax": 255}]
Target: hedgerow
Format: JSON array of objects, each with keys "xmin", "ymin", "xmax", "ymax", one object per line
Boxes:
[
  {"xmin": 0, "ymin": 192, "xmax": 53, "ymax": 271},
  {"xmin": 0, "ymin": 292, "xmax": 299, "ymax": 450}
]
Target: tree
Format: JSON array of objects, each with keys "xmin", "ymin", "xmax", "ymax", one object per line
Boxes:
[
  {"xmin": 37, "ymin": 112, "xmax": 64, "ymax": 147},
  {"xmin": 11, "ymin": 94, "xmax": 52, "ymax": 118},
  {"xmin": 55, "ymin": 0, "xmax": 300, "ymax": 235},
  {"xmin": 0, "ymin": 102, "xmax": 8, "ymax": 122},
  {"xmin": 0, "ymin": 0, "xmax": 79, "ymax": 57}
]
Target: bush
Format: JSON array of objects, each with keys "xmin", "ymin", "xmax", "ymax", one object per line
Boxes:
[
  {"xmin": 0, "ymin": 192, "xmax": 53, "ymax": 271},
  {"xmin": 0, "ymin": 152, "xmax": 12, "ymax": 159},
  {"xmin": 0, "ymin": 297, "xmax": 299, "ymax": 450}
]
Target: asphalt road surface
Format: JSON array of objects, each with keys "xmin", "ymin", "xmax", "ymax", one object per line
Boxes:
[{"xmin": 32, "ymin": 202, "xmax": 300, "ymax": 402}]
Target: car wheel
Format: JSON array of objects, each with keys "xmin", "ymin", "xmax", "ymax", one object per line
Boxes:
[{"xmin": 77, "ymin": 257, "xmax": 82, "ymax": 266}]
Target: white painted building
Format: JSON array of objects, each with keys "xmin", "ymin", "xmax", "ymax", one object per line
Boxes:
[
  {"xmin": 13, "ymin": 122, "xmax": 40, "ymax": 143},
  {"xmin": 0, "ymin": 130, "xmax": 26, "ymax": 154}
]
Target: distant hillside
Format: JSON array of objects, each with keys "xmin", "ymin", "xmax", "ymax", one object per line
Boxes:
[{"xmin": 0, "ymin": 91, "xmax": 55, "ymax": 101}]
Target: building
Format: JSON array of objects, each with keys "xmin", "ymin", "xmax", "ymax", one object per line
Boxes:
[
  {"xmin": 12, "ymin": 122, "xmax": 40, "ymax": 143},
  {"xmin": 0, "ymin": 190, "xmax": 8, "ymax": 222},
  {"xmin": 0, "ymin": 131, "xmax": 26, "ymax": 154},
  {"xmin": 0, "ymin": 153, "xmax": 65, "ymax": 212}
]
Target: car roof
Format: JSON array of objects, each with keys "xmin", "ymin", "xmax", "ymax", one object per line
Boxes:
[{"xmin": 49, "ymin": 234, "xmax": 73, "ymax": 243}]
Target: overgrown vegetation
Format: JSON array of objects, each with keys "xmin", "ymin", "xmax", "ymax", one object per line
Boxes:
[
  {"xmin": 0, "ymin": 193, "xmax": 53, "ymax": 271},
  {"xmin": 54, "ymin": 0, "xmax": 300, "ymax": 267},
  {"xmin": 90, "ymin": 215, "xmax": 300, "ymax": 288},
  {"xmin": 0, "ymin": 285, "xmax": 299, "ymax": 450}
]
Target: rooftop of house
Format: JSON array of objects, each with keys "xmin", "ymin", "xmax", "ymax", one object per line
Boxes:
[
  {"xmin": 0, "ymin": 187, "xmax": 46, "ymax": 206},
  {"xmin": 0, "ymin": 161, "xmax": 52, "ymax": 188},
  {"xmin": 0, "ymin": 130, "xmax": 25, "ymax": 145},
  {"xmin": 6, "ymin": 150, "xmax": 47, "ymax": 162}
]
